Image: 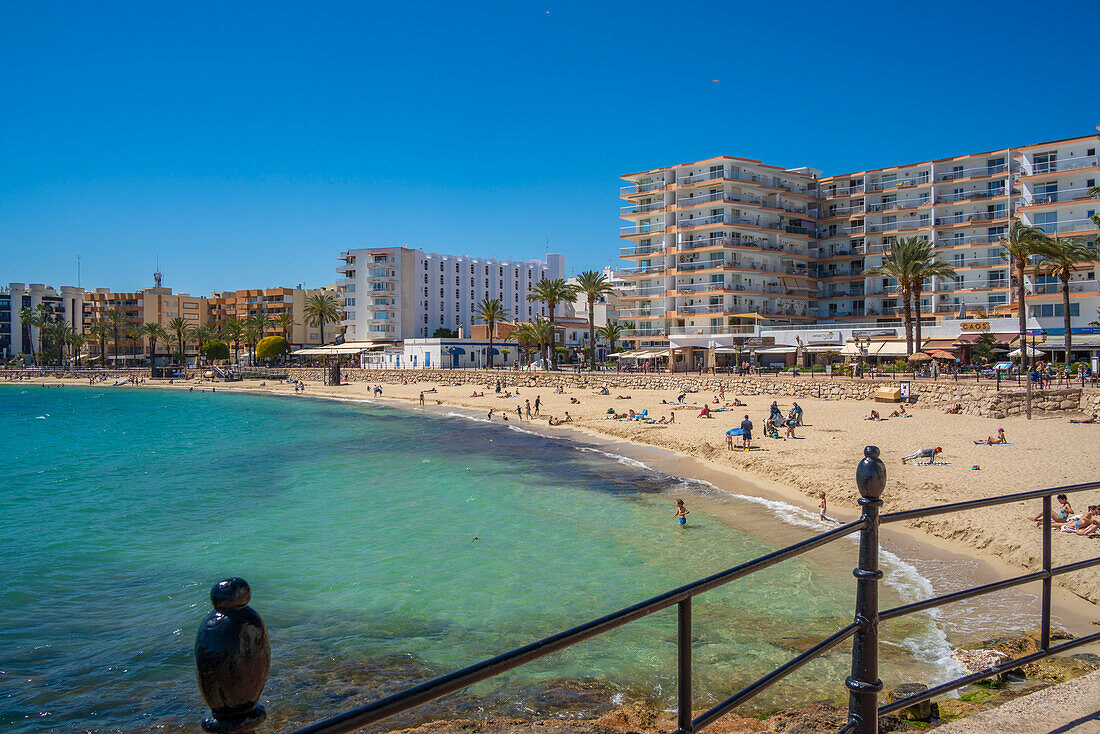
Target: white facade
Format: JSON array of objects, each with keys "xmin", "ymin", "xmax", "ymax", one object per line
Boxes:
[
  {"xmin": 1, "ymin": 283, "xmax": 85, "ymax": 359},
  {"xmin": 365, "ymin": 338, "xmax": 522, "ymax": 369},
  {"xmin": 339, "ymin": 247, "xmax": 565, "ymax": 341}
]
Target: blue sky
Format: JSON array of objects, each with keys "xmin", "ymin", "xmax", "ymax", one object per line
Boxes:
[{"xmin": 2, "ymin": 0, "xmax": 1098, "ymax": 294}]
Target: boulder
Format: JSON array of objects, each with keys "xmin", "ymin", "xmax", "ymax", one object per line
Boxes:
[{"xmin": 885, "ymin": 683, "xmax": 932, "ymax": 721}]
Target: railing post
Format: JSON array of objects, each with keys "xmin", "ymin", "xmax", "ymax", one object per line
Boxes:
[
  {"xmin": 1041, "ymin": 495, "xmax": 1052, "ymax": 651},
  {"xmin": 677, "ymin": 598, "xmax": 693, "ymax": 734},
  {"xmin": 847, "ymin": 446, "xmax": 886, "ymax": 734},
  {"xmin": 195, "ymin": 578, "xmax": 270, "ymax": 733}
]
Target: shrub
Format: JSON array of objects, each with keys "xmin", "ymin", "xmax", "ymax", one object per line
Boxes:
[
  {"xmin": 256, "ymin": 336, "xmax": 290, "ymax": 360},
  {"xmin": 202, "ymin": 339, "xmax": 229, "ymax": 361}
]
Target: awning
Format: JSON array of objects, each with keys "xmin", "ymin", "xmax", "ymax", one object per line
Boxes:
[
  {"xmin": 873, "ymin": 341, "xmax": 911, "ymax": 357},
  {"xmin": 955, "ymin": 332, "xmax": 1015, "ymax": 345},
  {"xmin": 803, "ymin": 345, "xmax": 844, "ymax": 353},
  {"xmin": 291, "ymin": 342, "xmax": 379, "ymax": 356},
  {"xmin": 757, "ymin": 346, "xmax": 797, "ymax": 354},
  {"xmin": 920, "ymin": 339, "xmax": 958, "ymax": 351},
  {"xmin": 714, "ymin": 347, "xmax": 743, "ymax": 354}
]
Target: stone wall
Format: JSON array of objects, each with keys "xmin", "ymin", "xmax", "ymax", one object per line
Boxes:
[{"xmin": 284, "ymin": 367, "xmax": 1100, "ymax": 417}]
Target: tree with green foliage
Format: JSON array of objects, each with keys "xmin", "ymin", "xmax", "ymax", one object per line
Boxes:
[
  {"xmin": 971, "ymin": 332, "xmax": 996, "ymax": 364},
  {"xmin": 528, "ymin": 317, "xmax": 553, "ymax": 368},
  {"xmin": 202, "ymin": 339, "xmax": 230, "ymax": 362},
  {"xmin": 192, "ymin": 325, "xmax": 215, "ymax": 366},
  {"xmin": 222, "ymin": 317, "xmax": 245, "ymax": 365},
  {"xmin": 1000, "ymin": 219, "xmax": 1052, "ymax": 368},
  {"xmin": 432, "ymin": 327, "xmax": 457, "ymax": 339},
  {"xmin": 909, "ymin": 239, "xmax": 958, "ymax": 350},
  {"xmin": 864, "ymin": 237, "xmax": 923, "ymax": 355},
  {"xmin": 166, "ymin": 317, "xmax": 190, "ymax": 366},
  {"xmin": 88, "ymin": 320, "xmax": 111, "ymax": 366},
  {"xmin": 1032, "ymin": 236, "xmax": 1098, "ymax": 361},
  {"xmin": 574, "ymin": 270, "xmax": 614, "ymax": 370},
  {"xmin": 104, "ymin": 309, "xmax": 126, "ymax": 367},
  {"xmin": 472, "ymin": 296, "xmax": 511, "ymax": 369},
  {"xmin": 527, "ymin": 278, "xmax": 577, "ymax": 369},
  {"xmin": 256, "ymin": 335, "xmax": 290, "ymax": 361},
  {"xmin": 596, "ymin": 321, "xmax": 624, "ymax": 360},
  {"xmin": 303, "ymin": 293, "xmax": 341, "ymax": 346}
]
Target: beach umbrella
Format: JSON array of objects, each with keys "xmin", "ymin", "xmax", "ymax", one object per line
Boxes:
[
  {"xmin": 907, "ymin": 352, "xmax": 933, "ymax": 362},
  {"xmin": 929, "ymin": 350, "xmax": 956, "ymax": 360}
]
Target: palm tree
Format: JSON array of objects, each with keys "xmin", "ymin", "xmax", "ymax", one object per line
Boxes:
[
  {"xmin": 167, "ymin": 316, "xmax": 190, "ymax": 367},
  {"xmin": 472, "ymin": 297, "xmax": 511, "ymax": 369},
  {"xmin": 1032, "ymin": 236, "xmax": 1099, "ymax": 362},
  {"xmin": 1001, "ymin": 219, "xmax": 1052, "ymax": 367},
  {"xmin": 88, "ymin": 320, "xmax": 111, "ymax": 366},
  {"xmin": 514, "ymin": 323, "xmax": 536, "ymax": 367},
  {"xmin": 193, "ymin": 325, "xmax": 215, "ymax": 366},
  {"xmin": 528, "ymin": 317, "xmax": 553, "ymax": 369},
  {"xmin": 574, "ymin": 270, "xmax": 614, "ymax": 370},
  {"xmin": 104, "ymin": 309, "xmax": 125, "ymax": 367},
  {"xmin": 596, "ymin": 321, "xmax": 624, "ymax": 359},
  {"xmin": 864, "ymin": 237, "xmax": 922, "ymax": 355},
  {"xmin": 249, "ymin": 312, "xmax": 274, "ymax": 341},
  {"xmin": 18, "ymin": 305, "xmax": 42, "ymax": 362},
  {"xmin": 243, "ymin": 324, "xmax": 261, "ymax": 365},
  {"xmin": 140, "ymin": 322, "xmax": 169, "ymax": 374},
  {"xmin": 526, "ymin": 278, "xmax": 577, "ymax": 369},
  {"xmin": 46, "ymin": 320, "xmax": 72, "ymax": 365},
  {"xmin": 69, "ymin": 332, "xmax": 87, "ymax": 365},
  {"xmin": 275, "ymin": 312, "xmax": 295, "ymax": 341},
  {"xmin": 303, "ymin": 293, "xmax": 341, "ymax": 346},
  {"xmin": 223, "ymin": 317, "xmax": 245, "ymax": 365},
  {"xmin": 909, "ymin": 240, "xmax": 958, "ymax": 351},
  {"xmin": 1090, "ymin": 185, "xmax": 1100, "ymax": 242}
]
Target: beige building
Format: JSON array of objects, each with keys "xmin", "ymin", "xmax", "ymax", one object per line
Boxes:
[
  {"xmin": 82, "ymin": 281, "xmax": 209, "ymax": 363},
  {"xmin": 208, "ymin": 285, "xmax": 342, "ymax": 347}
]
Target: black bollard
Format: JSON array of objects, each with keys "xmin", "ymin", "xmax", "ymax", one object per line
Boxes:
[
  {"xmin": 195, "ymin": 578, "xmax": 270, "ymax": 733},
  {"xmin": 847, "ymin": 446, "xmax": 886, "ymax": 734}
]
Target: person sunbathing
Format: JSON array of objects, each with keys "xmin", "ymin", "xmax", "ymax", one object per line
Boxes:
[
  {"xmin": 974, "ymin": 428, "xmax": 1008, "ymax": 445},
  {"xmin": 902, "ymin": 446, "xmax": 942, "ymax": 465},
  {"xmin": 730, "ymin": 398, "xmax": 745, "ymax": 407},
  {"xmin": 597, "ymin": 387, "xmax": 609, "ymax": 395},
  {"xmin": 712, "ymin": 395, "xmax": 720, "ymax": 404},
  {"xmin": 1058, "ymin": 506, "xmax": 1099, "ymax": 535},
  {"xmin": 570, "ymin": 397, "xmax": 580, "ymax": 404},
  {"xmin": 1069, "ymin": 413, "xmax": 1099, "ymax": 424},
  {"xmin": 470, "ymin": 391, "xmax": 484, "ymax": 397},
  {"xmin": 554, "ymin": 386, "xmax": 565, "ymax": 394},
  {"xmin": 866, "ymin": 410, "xmax": 881, "ymax": 421},
  {"xmin": 616, "ymin": 394, "xmax": 631, "ymax": 399},
  {"xmin": 944, "ymin": 403, "xmax": 963, "ymax": 414},
  {"xmin": 890, "ymin": 405, "xmax": 909, "ymax": 418},
  {"xmin": 667, "ymin": 412, "xmax": 675, "ymax": 424},
  {"xmin": 1033, "ymin": 494, "xmax": 1073, "ymax": 525}
]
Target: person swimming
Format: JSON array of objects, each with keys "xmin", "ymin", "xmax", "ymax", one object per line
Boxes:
[{"xmin": 674, "ymin": 499, "xmax": 689, "ymax": 526}]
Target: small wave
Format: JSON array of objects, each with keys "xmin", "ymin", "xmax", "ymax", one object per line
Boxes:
[
  {"xmin": 36, "ymin": 415, "xmax": 47, "ymax": 420},
  {"xmin": 444, "ymin": 411, "xmax": 491, "ymax": 423},
  {"xmin": 573, "ymin": 446, "xmax": 652, "ymax": 470}
]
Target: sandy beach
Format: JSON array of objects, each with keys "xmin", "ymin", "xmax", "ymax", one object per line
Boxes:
[{"xmin": 19, "ymin": 373, "xmax": 1100, "ymax": 613}]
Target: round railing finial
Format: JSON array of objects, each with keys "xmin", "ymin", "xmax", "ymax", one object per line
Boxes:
[
  {"xmin": 856, "ymin": 445, "xmax": 887, "ymax": 500},
  {"xmin": 195, "ymin": 578, "xmax": 270, "ymax": 733}
]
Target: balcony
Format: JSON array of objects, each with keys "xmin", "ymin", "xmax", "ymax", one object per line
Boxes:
[
  {"xmin": 620, "ymin": 245, "xmax": 664, "ymax": 257},
  {"xmin": 621, "ymin": 224, "xmax": 667, "ymax": 236},
  {"xmin": 621, "ymin": 180, "xmax": 666, "ymax": 196},
  {"xmin": 1022, "ymin": 155, "xmax": 1099, "ymax": 176},
  {"xmin": 621, "ymin": 201, "xmax": 668, "ymax": 215},
  {"xmin": 935, "ymin": 211, "xmax": 1005, "ymax": 226},
  {"xmin": 676, "ymin": 282, "xmax": 733, "ymax": 294},
  {"xmin": 619, "ymin": 307, "xmax": 669, "ymax": 318},
  {"xmin": 935, "ymin": 188, "xmax": 1006, "ymax": 204},
  {"xmin": 624, "ymin": 328, "xmax": 667, "ymax": 337},
  {"xmin": 677, "ymin": 260, "xmax": 728, "ymax": 272},
  {"xmin": 620, "ymin": 264, "xmax": 668, "ymax": 275},
  {"xmin": 1029, "ymin": 280, "xmax": 1100, "ymax": 295},
  {"xmin": 668, "ymin": 325, "xmax": 758, "ymax": 337},
  {"xmin": 1033, "ymin": 218, "xmax": 1100, "ymax": 235},
  {"xmin": 937, "ymin": 163, "xmax": 1008, "ymax": 182}
]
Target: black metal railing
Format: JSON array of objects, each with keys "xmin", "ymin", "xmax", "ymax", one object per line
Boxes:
[{"xmin": 192, "ymin": 448, "xmax": 1100, "ymax": 734}]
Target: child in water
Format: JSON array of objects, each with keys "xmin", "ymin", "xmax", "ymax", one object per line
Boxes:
[
  {"xmin": 818, "ymin": 492, "xmax": 840, "ymax": 524},
  {"xmin": 674, "ymin": 499, "xmax": 690, "ymax": 526}
]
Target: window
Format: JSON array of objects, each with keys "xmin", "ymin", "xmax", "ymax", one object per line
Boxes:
[
  {"xmin": 470, "ymin": 278, "xmax": 474, "ymax": 287},
  {"xmin": 440, "ymin": 288, "xmax": 444, "ymax": 297},
  {"xmin": 1034, "ymin": 152, "xmax": 1057, "ymax": 175},
  {"xmin": 440, "ymin": 275, "xmax": 444, "ymax": 284},
  {"xmin": 424, "ymin": 287, "xmax": 428, "ymax": 297},
  {"xmin": 424, "ymin": 274, "xmax": 428, "ymax": 283},
  {"xmin": 1034, "ymin": 211, "xmax": 1058, "ymax": 233}
]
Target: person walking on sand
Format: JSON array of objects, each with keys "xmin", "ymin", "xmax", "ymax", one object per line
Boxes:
[
  {"xmin": 902, "ymin": 447, "xmax": 942, "ymax": 465},
  {"xmin": 674, "ymin": 499, "xmax": 690, "ymax": 527},
  {"xmin": 818, "ymin": 492, "xmax": 840, "ymax": 524},
  {"xmin": 534, "ymin": 395, "xmax": 541, "ymax": 417},
  {"xmin": 419, "ymin": 391, "xmax": 425, "ymax": 406},
  {"xmin": 740, "ymin": 415, "xmax": 753, "ymax": 450},
  {"xmin": 525, "ymin": 400, "xmax": 532, "ymax": 419}
]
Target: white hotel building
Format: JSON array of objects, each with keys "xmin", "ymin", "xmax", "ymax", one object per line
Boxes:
[
  {"xmin": 339, "ymin": 247, "xmax": 565, "ymax": 342},
  {"xmin": 620, "ymin": 129, "xmax": 1100, "ymax": 355}
]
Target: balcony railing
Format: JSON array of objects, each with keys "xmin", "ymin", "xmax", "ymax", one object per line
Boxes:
[
  {"xmin": 677, "ymin": 260, "xmax": 727, "ymax": 272},
  {"xmin": 620, "ymin": 224, "xmax": 667, "ymax": 236},
  {"xmin": 935, "ymin": 211, "xmax": 1005, "ymax": 226},
  {"xmin": 621, "ymin": 180, "xmax": 666, "ymax": 195},
  {"xmin": 620, "ymin": 245, "xmax": 664, "ymax": 257},
  {"xmin": 1031, "ymin": 218, "xmax": 1100, "ymax": 235},
  {"xmin": 620, "ymin": 201, "xmax": 668, "ymax": 215},
  {"xmin": 936, "ymin": 163, "xmax": 1008, "ymax": 181},
  {"xmin": 1023, "ymin": 155, "xmax": 1099, "ymax": 176},
  {"xmin": 620, "ymin": 264, "xmax": 668, "ymax": 275},
  {"xmin": 935, "ymin": 188, "xmax": 1007, "ymax": 204},
  {"xmin": 1030, "ymin": 280, "xmax": 1100, "ymax": 295}
]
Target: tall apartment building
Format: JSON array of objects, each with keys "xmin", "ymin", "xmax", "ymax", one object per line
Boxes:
[
  {"xmin": 82, "ymin": 279, "xmax": 209, "ymax": 362},
  {"xmin": 620, "ymin": 129, "xmax": 1100, "ymax": 350},
  {"xmin": 339, "ymin": 247, "xmax": 565, "ymax": 341},
  {"xmin": 208, "ymin": 285, "xmax": 342, "ymax": 347},
  {"xmin": 0, "ymin": 283, "xmax": 85, "ymax": 359}
]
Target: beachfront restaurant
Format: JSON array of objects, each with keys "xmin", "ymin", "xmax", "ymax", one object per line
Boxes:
[{"xmin": 371, "ymin": 338, "xmax": 523, "ymax": 370}]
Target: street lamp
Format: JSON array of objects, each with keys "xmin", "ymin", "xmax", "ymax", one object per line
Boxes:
[{"xmin": 855, "ymin": 336, "xmax": 870, "ymax": 379}]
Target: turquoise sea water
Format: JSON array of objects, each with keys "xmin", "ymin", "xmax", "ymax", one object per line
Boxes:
[{"xmin": 1, "ymin": 386, "xmax": 955, "ymax": 733}]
